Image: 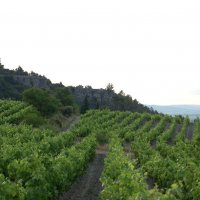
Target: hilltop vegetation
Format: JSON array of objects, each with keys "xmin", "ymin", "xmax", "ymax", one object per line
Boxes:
[
  {"xmin": 0, "ymin": 65, "xmax": 51, "ymax": 99},
  {"xmin": 0, "ymin": 63, "xmax": 156, "ymax": 114}
]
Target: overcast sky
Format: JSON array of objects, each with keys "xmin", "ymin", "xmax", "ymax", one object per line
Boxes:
[{"xmin": 0, "ymin": 0, "xmax": 200, "ymax": 105}]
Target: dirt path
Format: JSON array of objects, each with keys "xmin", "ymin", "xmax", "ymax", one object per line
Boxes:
[
  {"xmin": 61, "ymin": 116, "xmax": 80, "ymax": 133},
  {"xmin": 59, "ymin": 149, "xmax": 106, "ymax": 200},
  {"xmin": 186, "ymin": 123, "xmax": 194, "ymax": 141}
]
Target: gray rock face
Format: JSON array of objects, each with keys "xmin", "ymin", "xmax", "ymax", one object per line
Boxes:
[
  {"xmin": 71, "ymin": 86, "xmax": 115, "ymax": 109},
  {"xmin": 0, "ymin": 64, "xmax": 155, "ymax": 113},
  {"xmin": 13, "ymin": 75, "xmax": 51, "ymax": 89},
  {"xmin": 70, "ymin": 86, "xmax": 155, "ymax": 113}
]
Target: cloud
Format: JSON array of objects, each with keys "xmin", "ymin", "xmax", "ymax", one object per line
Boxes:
[{"xmin": 191, "ymin": 89, "xmax": 200, "ymax": 95}]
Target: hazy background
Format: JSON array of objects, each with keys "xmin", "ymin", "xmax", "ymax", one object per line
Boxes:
[{"xmin": 1, "ymin": 0, "xmax": 200, "ymax": 105}]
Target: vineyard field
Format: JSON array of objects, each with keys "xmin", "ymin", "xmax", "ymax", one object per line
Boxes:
[
  {"xmin": 76, "ymin": 110, "xmax": 200, "ymax": 200},
  {"xmin": 0, "ymin": 100, "xmax": 36, "ymax": 125},
  {"xmin": 0, "ymin": 103, "xmax": 200, "ymax": 199},
  {"xmin": 0, "ymin": 100, "xmax": 96, "ymax": 199}
]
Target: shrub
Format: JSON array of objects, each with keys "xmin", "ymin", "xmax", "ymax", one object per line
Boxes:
[
  {"xmin": 22, "ymin": 88, "xmax": 60, "ymax": 116},
  {"xmin": 61, "ymin": 106, "xmax": 74, "ymax": 116}
]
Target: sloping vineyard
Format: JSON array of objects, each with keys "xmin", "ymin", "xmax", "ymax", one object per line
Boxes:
[
  {"xmin": 74, "ymin": 110, "xmax": 200, "ymax": 200},
  {"xmin": 0, "ymin": 124, "xmax": 96, "ymax": 199},
  {"xmin": 0, "ymin": 100, "xmax": 98, "ymax": 199},
  {"xmin": 0, "ymin": 104, "xmax": 200, "ymax": 199},
  {"xmin": 0, "ymin": 100, "xmax": 35, "ymax": 124}
]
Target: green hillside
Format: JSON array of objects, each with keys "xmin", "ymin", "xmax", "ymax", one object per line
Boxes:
[{"xmin": 0, "ymin": 108, "xmax": 199, "ymax": 199}]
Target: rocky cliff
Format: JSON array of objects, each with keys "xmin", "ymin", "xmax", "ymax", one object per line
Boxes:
[
  {"xmin": 0, "ymin": 63, "xmax": 156, "ymax": 114},
  {"xmin": 70, "ymin": 86, "xmax": 156, "ymax": 113},
  {"xmin": 0, "ymin": 65, "xmax": 52, "ymax": 99},
  {"xmin": 12, "ymin": 75, "xmax": 51, "ymax": 89}
]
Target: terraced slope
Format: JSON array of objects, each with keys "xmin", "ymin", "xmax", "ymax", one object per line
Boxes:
[{"xmin": 1, "ymin": 107, "xmax": 200, "ymax": 200}]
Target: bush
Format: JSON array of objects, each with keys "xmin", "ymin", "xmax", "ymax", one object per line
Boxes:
[
  {"xmin": 22, "ymin": 88, "xmax": 60, "ymax": 116},
  {"xmin": 61, "ymin": 106, "xmax": 74, "ymax": 116},
  {"xmin": 54, "ymin": 87, "xmax": 74, "ymax": 106}
]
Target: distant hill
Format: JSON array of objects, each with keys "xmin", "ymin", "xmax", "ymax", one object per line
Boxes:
[
  {"xmin": 0, "ymin": 61, "xmax": 156, "ymax": 114},
  {"xmin": 149, "ymin": 105, "xmax": 200, "ymax": 121}
]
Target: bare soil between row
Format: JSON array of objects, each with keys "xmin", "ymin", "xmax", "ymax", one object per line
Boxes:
[{"xmin": 59, "ymin": 149, "xmax": 106, "ymax": 200}]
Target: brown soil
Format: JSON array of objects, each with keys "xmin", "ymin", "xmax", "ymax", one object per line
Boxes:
[
  {"xmin": 96, "ymin": 144, "xmax": 108, "ymax": 155},
  {"xmin": 59, "ymin": 147, "xmax": 107, "ymax": 200},
  {"xmin": 186, "ymin": 123, "xmax": 194, "ymax": 141}
]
